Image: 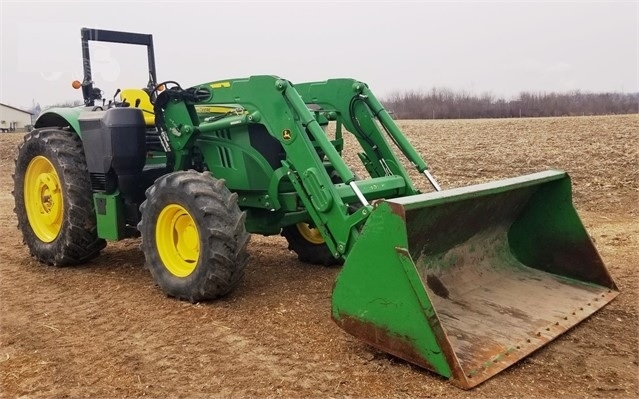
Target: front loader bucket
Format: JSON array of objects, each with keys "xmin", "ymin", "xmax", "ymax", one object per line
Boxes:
[{"xmin": 332, "ymin": 170, "xmax": 618, "ymax": 389}]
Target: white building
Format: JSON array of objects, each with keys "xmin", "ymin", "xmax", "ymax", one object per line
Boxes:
[{"xmin": 0, "ymin": 103, "xmax": 33, "ymax": 132}]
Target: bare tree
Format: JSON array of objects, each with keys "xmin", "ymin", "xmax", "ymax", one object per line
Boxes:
[{"xmin": 382, "ymin": 90, "xmax": 639, "ymax": 119}]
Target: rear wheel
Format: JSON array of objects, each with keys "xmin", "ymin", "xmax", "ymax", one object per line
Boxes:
[
  {"xmin": 139, "ymin": 171, "xmax": 249, "ymax": 302},
  {"xmin": 281, "ymin": 223, "xmax": 343, "ymax": 266},
  {"xmin": 13, "ymin": 128, "xmax": 105, "ymax": 265}
]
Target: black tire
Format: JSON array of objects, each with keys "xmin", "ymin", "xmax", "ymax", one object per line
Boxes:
[
  {"xmin": 281, "ymin": 224, "xmax": 343, "ymax": 266},
  {"xmin": 13, "ymin": 128, "xmax": 106, "ymax": 265},
  {"xmin": 139, "ymin": 170, "xmax": 249, "ymax": 302}
]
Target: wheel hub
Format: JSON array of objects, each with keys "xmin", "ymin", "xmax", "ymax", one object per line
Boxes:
[
  {"xmin": 296, "ymin": 223, "xmax": 325, "ymax": 244},
  {"xmin": 24, "ymin": 156, "xmax": 63, "ymax": 242},
  {"xmin": 156, "ymin": 204, "xmax": 200, "ymax": 277}
]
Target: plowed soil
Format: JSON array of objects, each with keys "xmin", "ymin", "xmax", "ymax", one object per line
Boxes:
[{"xmin": 1, "ymin": 115, "xmax": 637, "ymax": 398}]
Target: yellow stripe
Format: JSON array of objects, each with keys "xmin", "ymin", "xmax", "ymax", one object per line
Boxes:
[
  {"xmin": 195, "ymin": 105, "xmax": 237, "ymax": 113},
  {"xmin": 210, "ymin": 82, "xmax": 231, "ymax": 89}
]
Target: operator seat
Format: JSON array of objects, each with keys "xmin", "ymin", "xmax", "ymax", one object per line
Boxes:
[{"xmin": 120, "ymin": 89, "xmax": 155, "ymax": 126}]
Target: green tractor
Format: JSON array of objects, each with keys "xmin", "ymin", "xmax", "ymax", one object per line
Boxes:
[{"xmin": 14, "ymin": 28, "xmax": 618, "ymax": 388}]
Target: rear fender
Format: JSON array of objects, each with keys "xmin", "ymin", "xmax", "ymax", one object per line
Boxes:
[{"xmin": 34, "ymin": 107, "xmax": 85, "ymax": 135}]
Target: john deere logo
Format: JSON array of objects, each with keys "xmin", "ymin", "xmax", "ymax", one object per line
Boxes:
[{"xmin": 282, "ymin": 129, "xmax": 292, "ymax": 141}]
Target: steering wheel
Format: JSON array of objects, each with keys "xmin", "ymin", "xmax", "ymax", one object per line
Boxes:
[{"xmin": 150, "ymin": 81, "xmax": 183, "ymax": 105}]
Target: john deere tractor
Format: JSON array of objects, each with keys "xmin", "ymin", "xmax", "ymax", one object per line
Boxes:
[{"xmin": 14, "ymin": 28, "xmax": 618, "ymax": 388}]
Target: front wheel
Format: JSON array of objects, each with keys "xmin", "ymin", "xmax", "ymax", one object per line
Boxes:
[
  {"xmin": 281, "ymin": 223, "xmax": 343, "ymax": 266},
  {"xmin": 139, "ymin": 171, "xmax": 249, "ymax": 302}
]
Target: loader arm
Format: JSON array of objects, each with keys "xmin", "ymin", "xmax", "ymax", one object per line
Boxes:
[
  {"xmin": 294, "ymin": 79, "xmax": 431, "ymax": 187},
  {"xmin": 155, "ymin": 76, "xmax": 445, "ymax": 257},
  {"xmin": 156, "ymin": 76, "xmax": 390, "ymax": 257}
]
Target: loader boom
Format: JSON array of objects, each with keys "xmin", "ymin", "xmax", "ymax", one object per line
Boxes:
[{"xmin": 155, "ymin": 76, "xmax": 432, "ymax": 258}]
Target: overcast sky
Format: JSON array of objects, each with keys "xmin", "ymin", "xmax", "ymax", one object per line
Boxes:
[{"xmin": 1, "ymin": 1, "xmax": 637, "ymax": 109}]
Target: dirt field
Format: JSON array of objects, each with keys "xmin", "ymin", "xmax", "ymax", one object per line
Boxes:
[{"xmin": 1, "ymin": 115, "xmax": 637, "ymax": 398}]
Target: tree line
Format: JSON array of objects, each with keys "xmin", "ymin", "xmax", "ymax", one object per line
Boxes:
[
  {"xmin": 34, "ymin": 89, "xmax": 638, "ymax": 121},
  {"xmin": 382, "ymin": 89, "xmax": 639, "ymax": 119}
]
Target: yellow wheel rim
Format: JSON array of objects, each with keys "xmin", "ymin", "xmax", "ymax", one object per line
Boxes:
[
  {"xmin": 296, "ymin": 223, "xmax": 325, "ymax": 245},
  {"xmin": 156, "ymin": 204, "xmax": 200, "ymax": 277},
  {"xmin": 24, "ymin": 156, "xmax": 64, "ymax": 242}
]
